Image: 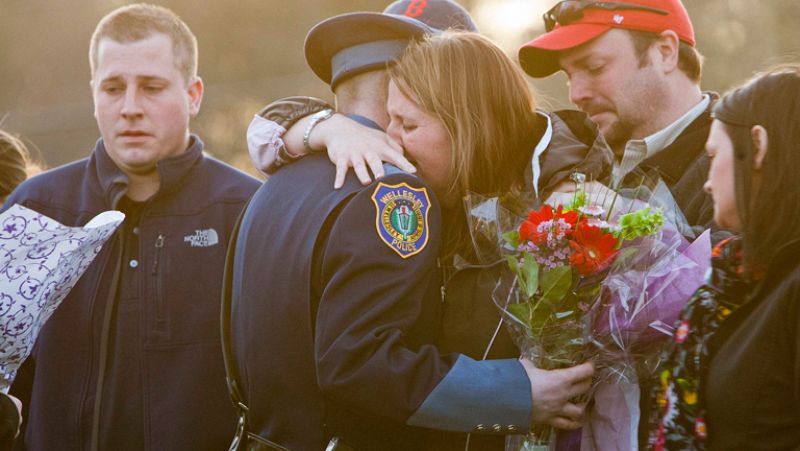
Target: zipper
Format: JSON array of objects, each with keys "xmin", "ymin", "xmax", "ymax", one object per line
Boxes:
[
  {"xmin": 89, "ymin": 189, "xmax": 127, "ymax": 451},
  {"xmin": 152, "ymin": 234, "xmax": 166, "ymax": 323},
  {"xmin": 151, "ymin": 234, "xmax": 165, "ymax": 273}
]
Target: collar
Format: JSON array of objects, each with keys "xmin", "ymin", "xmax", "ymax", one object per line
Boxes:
[
  {"xmin": 639, "ymin": 92, "xmax": 719, "ymax": 185},
  {"xmin": 614, "ymin": 94, "xmax": 710, "ymax": 184},
  {"xmin": 346, "ymin": 114, "xmax": 383, "ymax": 131},
  {"xmin": 530, "ymin": 111, "xmax": 553, "ymax": 198},
  {"xmin": 93, "ymin": 134, "xmax": 205, "ymax": 208},
  {"xmin": 641, "ymin": 93, "xmax": 710, "ymax": 156}
]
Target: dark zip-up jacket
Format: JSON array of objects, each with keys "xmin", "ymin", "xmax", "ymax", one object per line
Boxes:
[{"xmin": 3, "ymin": 136, "xmax": 259, "ymax": 450}]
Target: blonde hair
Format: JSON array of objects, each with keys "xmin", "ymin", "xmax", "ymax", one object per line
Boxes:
[
  {"xmin": 0, "ymin": 130, "xmax": 31, "ymax": 202},
  {"xmin": 388, "ymin": 31, "xmax": 541, "ymax": 258},
  {"xmin": 389, "ymin": 31, "xmax": 539, "ymax": 200},
  {"xmin": 89, "ymin": 3, "xmax": 198, "ymax": 83}
]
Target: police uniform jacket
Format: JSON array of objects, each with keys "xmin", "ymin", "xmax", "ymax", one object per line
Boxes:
[{"xmin": 232, "ymin": 119, "xmax": 532, "ymax": 450}]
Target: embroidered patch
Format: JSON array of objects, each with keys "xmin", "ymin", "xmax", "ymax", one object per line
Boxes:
[
  {"xmin": 183, "ymin": 229, "xmax": 219, "ymax": 248},
  {"xmin": 371, "ymin": 182, "xmax": 430, "ymax": 258}
]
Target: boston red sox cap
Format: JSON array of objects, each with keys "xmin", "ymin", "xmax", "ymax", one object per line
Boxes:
[{"xmin": 383, "ymin": 0, "xmax": 479, "ymax": 33}]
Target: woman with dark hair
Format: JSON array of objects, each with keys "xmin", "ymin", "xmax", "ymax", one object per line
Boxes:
[{"xmin": 652, "ymin": 66, "xmax": 800, "ymax": 450}]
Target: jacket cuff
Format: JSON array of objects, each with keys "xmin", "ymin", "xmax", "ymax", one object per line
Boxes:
[
  {"xmin": 257, "ymin": 96, "xmax": 333, "ymax": 130},
  {"xmin": 406, "ymin": 355, "xmax": 532, "ymax": 434}
]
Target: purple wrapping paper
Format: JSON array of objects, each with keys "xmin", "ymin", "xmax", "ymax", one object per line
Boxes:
[
  {"xmin": 576, "ymin": 230, "xmax": 711, "ymax": 451},
  {"xmin": 589, "ymin": 229, "xmax": 711, "ymax": 352}
]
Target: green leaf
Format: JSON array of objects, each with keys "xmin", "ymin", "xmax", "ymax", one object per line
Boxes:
[
  {"xmin": 505, "ymin": 255, "xmax": 519, "ymax": 273},
  {"xmin": 614, "ymin": 207, "xmax": 665, "ymax": 241},
  {"xmin": 539, "ymin": 266, "xmax": 572, "ymax": 302},
  {"xmin": 521, "ymin": 253, "xmax": 539, "ymax": 299},
  {"xmin": 508, "ymin": 302, "xmax": 533, "ymax": 329},
  {"xmin": 503, "ymin": 230, "xmax": 520, "ymax": 249},
  {"xmin": 567, "ymin": 190, "xmax": 587, "ymax": 211},
  {"xmin": 529, "ymin": 306, "xmax": 553, "ymax": 331}
]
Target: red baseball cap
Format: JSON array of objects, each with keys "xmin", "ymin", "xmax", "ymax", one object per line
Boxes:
[{"xmin": 518, "ymin": 0, "xmax": 695, "ymax": 78}]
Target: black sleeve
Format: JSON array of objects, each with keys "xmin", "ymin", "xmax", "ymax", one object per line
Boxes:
[
  {"xmin": 8, "ymin": 355, "xmax": 32, "ymax": 451},
  {"xmin": 313, "ymin": 172, "xmax": 457, "ymax": 422},
  {"xmin": 0, "ymin": 393, "xmax": 21, "ymax": 451}
]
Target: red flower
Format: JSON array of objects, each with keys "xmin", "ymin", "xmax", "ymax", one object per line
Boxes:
[
  {"xmin": 519, "ymin": 205, "xmax": 578, "ymax": 245},
  {"xmin": 568, "ymin": 222, "xmax": 618, "ymax": 275}
]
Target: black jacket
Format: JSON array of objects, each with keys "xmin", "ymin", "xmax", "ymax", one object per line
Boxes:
[
  {"xmin": 625, "ymin": 93, "xmax": 718, "ymax": 233},
  {"xmin": 705, "ymin": 240, "xmax": 800, "ymax": 450},
  {"xmin": 4, "ymin": 137, "xmax": 259, "ymax": 450},
  {"xmin": 428, "ymin": 110, "xmax": 613, "ymax": 451}
]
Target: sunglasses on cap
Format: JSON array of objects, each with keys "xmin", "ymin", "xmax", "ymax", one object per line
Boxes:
[{"xmin": 543, "ymin": 0, "xmax": 668, "ymax": 32}]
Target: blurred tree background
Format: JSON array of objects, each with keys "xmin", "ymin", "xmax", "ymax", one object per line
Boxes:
[{"xmin": 1, "ymin": 0, "xmax": 798, "ymax": 177}]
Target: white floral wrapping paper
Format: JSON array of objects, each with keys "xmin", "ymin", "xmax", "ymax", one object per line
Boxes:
[{"xmin": 0, "ymin": 204, "xmax": 124, "ymax": 391}]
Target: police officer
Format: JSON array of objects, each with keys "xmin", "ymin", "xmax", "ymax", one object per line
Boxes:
[{"xmin": 229, "ymin": 8, "xmax": 592, "ymax": 451}]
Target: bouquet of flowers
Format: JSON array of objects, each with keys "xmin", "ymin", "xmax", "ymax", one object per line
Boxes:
[{"xmin": 465, "ymin": 175, "xmax": 710, "ymax": 451}]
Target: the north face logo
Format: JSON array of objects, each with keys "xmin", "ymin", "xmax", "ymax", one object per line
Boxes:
[{"xmin": 184, "ymin": 229, "xmax": 219, "ymax": 248}]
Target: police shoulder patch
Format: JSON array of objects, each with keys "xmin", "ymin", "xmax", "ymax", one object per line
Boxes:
[{"xmin": 371, "ymin": 181, "xmax": 430, "ymax": 259}]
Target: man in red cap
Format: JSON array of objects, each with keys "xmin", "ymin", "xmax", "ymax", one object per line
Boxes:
[
  {"xmin": 519, "ymin": 0, "xmax": 715, "ymax": 233},
  {"xmin": 520, "ymin": 2, "xmax": 719, "ymax": 448}
]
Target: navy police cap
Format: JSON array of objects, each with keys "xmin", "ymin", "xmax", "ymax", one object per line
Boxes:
[
  {"xmin": 304, "ymin": 12, "xmax": 434, "ymax": 89},
  {"xmin": 304, "ymin": 0, "xmax": 477, "ymax": 89}
]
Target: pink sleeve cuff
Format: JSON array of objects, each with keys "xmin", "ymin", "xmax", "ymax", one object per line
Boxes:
[{"xmin": 247, "ymin": 115, "xmax": 287, "ymax": 174}]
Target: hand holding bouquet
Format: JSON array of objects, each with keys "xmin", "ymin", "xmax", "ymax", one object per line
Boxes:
[
  {"xmin": 466, "ymin": 174, "xmax": 710, "ymax": 451},
  {"xmin": 497, "ymin": 183, "xmax": 664, "ymax": 450}
]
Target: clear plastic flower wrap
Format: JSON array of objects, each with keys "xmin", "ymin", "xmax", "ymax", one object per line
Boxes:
[{"xmin": 464, "ymin": 174, "xmax": 711, "ymax": 451}]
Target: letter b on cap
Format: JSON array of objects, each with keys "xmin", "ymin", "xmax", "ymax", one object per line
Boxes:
[{"xmin": 404, "ymin": 0, "xmax": 428, "ymax": 18}]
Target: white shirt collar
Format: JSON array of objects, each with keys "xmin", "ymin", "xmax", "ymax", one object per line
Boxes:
[
  {"xmin": 613, "ymin": 94, "xmax": 710, "ymax": 185},
  {"xmin": 641, "ymin": 93, "xmax": 710, "ymax": 156}
]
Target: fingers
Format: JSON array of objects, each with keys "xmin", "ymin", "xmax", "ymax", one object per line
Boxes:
[
  {"xmin": 547, "ymin": 402, "xmax": 586, "ymax": 430},
  {"xmin": 560, "ymin": 401, "xmax": 585, "ymax": 420},
  {"xmin": 365, "ymin": 154, "xmax": 385, "ymax": 181},
  {"xmin": 334, "ymin": 158, "xmax": 348, "ymax": 189},
  {"xmin": 521, "ymin": 358, "xmax": 595, "ymax": 428},
  {"xmin": 567, "ymin": 377, "xmax": 593, "ymax": 400},
  {"xmin": 548, "ymin": 416, "xmax": 583, "ymax": 430},
  {"xmin": 562, "ymin": 361, "xmax": 594, "ymax": 383},
  {"xmin": 353, "ymin": 160, "xmax": 372, "ymax": 186},
  {"xmin": 382, "ymin": 139, "xmax": 416, "ymax": 173},
  {"xmin": 385, "ymin": 153, "xmax": 416, "ymax": 174}
]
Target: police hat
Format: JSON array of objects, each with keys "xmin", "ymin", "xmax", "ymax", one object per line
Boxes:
[{"xmin": 304, "ymin": 12, "xmax": 434, "ymax": 90}]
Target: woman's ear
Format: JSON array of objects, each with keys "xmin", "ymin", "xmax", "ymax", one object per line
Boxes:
[{"xmin": 751, "ymin": 125, "xmax": 769, "ymax": 171}]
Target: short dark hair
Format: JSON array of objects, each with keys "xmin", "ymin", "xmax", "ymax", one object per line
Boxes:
[
  {"xmin": 628, "ymin": 30, "xmax": 703, "ymax": 83},
  {"xmin": 713, "ymin": 65, "xmax": 800, "ymax": 271}
]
